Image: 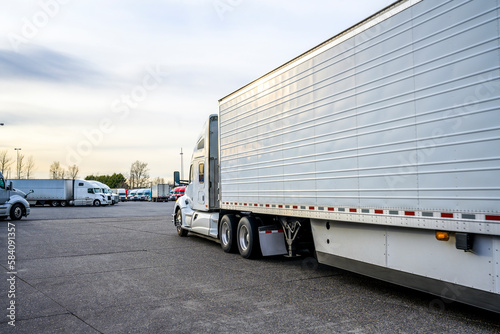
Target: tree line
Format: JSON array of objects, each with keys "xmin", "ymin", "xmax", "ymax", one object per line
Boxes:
[
  {"xmin": 0, "ymin": 153, "xmax": 166, "ymax": 189},
  {"xmin": 0, "ymin": 149, "xmax": 35, "ymax": 179}
]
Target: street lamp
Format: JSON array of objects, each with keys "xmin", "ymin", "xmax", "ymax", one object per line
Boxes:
[
  {"xmin": 14, "ymin": 148, "xmax": 21, "ymax": 179},
  {"xmin": 180, "ymin": 148, "xmax": 184, "ymax": 180}
]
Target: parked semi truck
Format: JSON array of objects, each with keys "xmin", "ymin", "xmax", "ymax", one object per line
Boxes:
[
  {"xmin": 11, "ymin": 179, "xmax": 109, "ymax": 207},
  {"xmin": 173, "ymin": 0, "xmax": 500, "ymax": 312},
  {"xmin": 114, "ymin": 188, "xmax": 127, "ymax": 202},
  {"xmin": 0, "ymin": 172, "xmax": 30, "ymax": 220},
  {"xmin": 152, "ymin": 184, "xmax": 171, "ymax": 202},
  {"xmin": 89, "ymin": 180, "xmax": 118, "ymax": 205}
]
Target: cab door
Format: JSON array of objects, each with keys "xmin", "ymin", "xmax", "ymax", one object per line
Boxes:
[{"xmin": 192, "ymin": 158, "xmax": 208, "ymax": 211}]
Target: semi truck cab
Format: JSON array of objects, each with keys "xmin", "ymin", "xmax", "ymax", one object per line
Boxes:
[
  {"xmin": 175, "ymin": 115, "xmax": 220, "ymax": 238},
  {"xmin": 0, "ymin": 172, "xmax": 30, "ymax": 220}
]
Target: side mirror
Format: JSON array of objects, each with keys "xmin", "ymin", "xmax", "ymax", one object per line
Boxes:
[
  {"xmin": 25, "ymin": 189, "xmax": 34, "ymax": 199},
  {"xmin": 7, "ymin": 181, "xmax": 13, "ymax": 191}
]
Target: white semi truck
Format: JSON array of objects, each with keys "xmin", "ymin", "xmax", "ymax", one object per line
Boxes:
[
  {"xmin": 11, "ymin": 179, "xmax": 109, "ymax": 207},
  {"xmin": 173, "ymin": 0, "xmax": 500, "ymax": 312},
  {"xmin": 88, "ymin": 180, "xmax": 118, "ymax": 205},
  {"xmin": 0, "ymin": 172, "xmax": 30, "ymax": 220}
]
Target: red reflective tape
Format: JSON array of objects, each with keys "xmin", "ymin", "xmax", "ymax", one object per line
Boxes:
[
  {"xmin": 244, "ymin": 203, "xmax": 247, "ymax": 206},
  {"xmin": 254, "ymin": 204, "xmax": 258, "ymax": 207},
  {"xmin": 328, "ymin": 207, "xmax": 334, "ymax": 211},
  {"xmin": 486, "ymin": 215, "xmax": 500, "ymax": 221},
  {"xmin": 349, "ymin": 208, "xmax": 357, "ymax": 213},
  {"xmin": 375, "ymin": 210, "xmax": 383, "ymax": 214},
  {"xmin": 441, "ymin": 213, "xmax": 453, "ymax": 218},
  {"xmin": 293, "ymin": 205, "xmax": 298, "ymax": 209},
  {"xmin": 265, "ymin": 204, "xmax": 270, "ymax": 207},
  {"xmin": 278, "ymin": 205, "xmax": 283, "ymax": 208},
  {"xmin": 309, "ymin": 206, "xmax": 315, "ymax": 210},
  {"xmin": 405, "ymin": 211, "xmax": 415, "ymax": 216}
]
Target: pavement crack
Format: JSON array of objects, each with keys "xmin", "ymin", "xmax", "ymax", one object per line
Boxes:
[
  {"xmin": 15, "ymin": 249, "xmax": 148, "ymax": 262},
  {"xmin": 13, "ymin": 276, "xmax": 104, "ymax": 333}
]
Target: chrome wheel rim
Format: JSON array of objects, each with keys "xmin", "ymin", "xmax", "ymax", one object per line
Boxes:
[
  {"xmin": 14, "ymin": 206, "xmax": 22, "ymax": 219},
  {"xmin": 239, "ymin": 224, "xmax": 249, "ymax": 251},
  {"xmin": 221, "ymin": 222, "xmax": 229, "ymax": 245},
  {"xmin": 175, "ymin": 212, "xmax": 182, "ymax": 231}
]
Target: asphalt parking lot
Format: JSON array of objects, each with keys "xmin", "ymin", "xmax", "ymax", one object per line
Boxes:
[{"xmin": 1, "ymin": 202, "xmax": 500, "ymax": 333}]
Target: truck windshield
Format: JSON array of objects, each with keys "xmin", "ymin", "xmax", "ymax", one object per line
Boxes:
[{"xmin": 94, "ymin": 188, "xmax": 102, "ymax": 193}]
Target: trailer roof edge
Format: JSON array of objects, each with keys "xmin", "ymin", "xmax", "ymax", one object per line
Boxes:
[{"xmin": 218, "ymin": 0, "xmax": 417, "ymax": 105}]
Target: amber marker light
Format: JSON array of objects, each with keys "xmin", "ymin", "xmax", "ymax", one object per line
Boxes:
[{"xmin": 435, "ymin": 231, "xmax": 450, "ymax": 241}]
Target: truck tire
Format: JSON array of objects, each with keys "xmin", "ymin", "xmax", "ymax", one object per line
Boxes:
[
  {"xmin": 60, "ymin": 201, "xmax": 67, "ymax": 207},
  {"xmin": 93, "ymin": 199, "xmax": 101, "ymax": 207},
  {"xmin": 220, "ymin": 214, "xmax": 237, "ymax": 253},
  {"xmin": 237, "ymin": 216, "xmax": 260, "ymax": 259},
  {"xmin": 175, "ymin": 209, "xmax": 188, "ymax": 237},
  {"xmin": 51, "ymin": 201, "xmax": 59, "ymax": 207},
  {"xmin": 10, "ymin": 204, "xmax": 24, "ymax": 220}
]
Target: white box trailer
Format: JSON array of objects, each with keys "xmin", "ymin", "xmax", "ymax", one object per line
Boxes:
[
  {"xmin": 174, "ymin": 0, "xmax": 500, "ymax": 312},
  {"xmin": 11, "ymin": 179, "xmax": 108, "ymax": 207},
  {"xmin": 152, "ymin": 184, "xmax": 171, "ymax": 202}
]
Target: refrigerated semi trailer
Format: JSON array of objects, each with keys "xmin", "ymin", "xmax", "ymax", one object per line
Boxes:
[
  {"xmin": 11, "ymin": 179, "xmax": 109, "ymax": 207},
  {"xmin": 173, "ymin": 0, "xmax": 500, "ymax": 312}
]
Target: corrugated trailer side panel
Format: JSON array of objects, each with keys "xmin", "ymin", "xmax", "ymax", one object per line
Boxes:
[
  {"xmin": 219, "ymin": 0, "xmax": 500, "ymax": 233},
  {"xmin": 11, "ymin": 179, "xmax": 73, "ymax": 201}
]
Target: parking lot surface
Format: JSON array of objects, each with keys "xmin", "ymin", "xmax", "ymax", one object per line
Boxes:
[{"xmin": 1, "ymin": 202, "xmax": 500, "ymax": 333}]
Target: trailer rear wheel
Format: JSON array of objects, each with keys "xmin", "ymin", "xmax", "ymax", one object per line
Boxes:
[
  {"xmin": 175, "ymin": 209, "xmax": 188, "ymax": 237},
  {"xmin": 51, "ymin": 201, "xmax": 59, "ymax": 207},
  {"xmin": 237, "ymin": 216, "xmax": 260, "ymax": 259},
  {"xmin": 10, "ymin": 204, "xmax": 23, "ymax": 220},
  {"xmin": 60, "ymin": 201, "xmax": 67, "ymax": 207},
  {"xmin": 220, "ymin": 214, "xmax": 237, "ymax": 253}
]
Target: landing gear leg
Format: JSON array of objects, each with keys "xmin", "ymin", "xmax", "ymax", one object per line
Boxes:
[{"xmin": 279, "ymin": 217, "xmax": 302, "ymax": 257}]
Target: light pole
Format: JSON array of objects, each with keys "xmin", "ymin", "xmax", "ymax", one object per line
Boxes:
[
  {"xmin": 180, "ymin": 148, "xmax": 184, "ymax": 180},
  {"xmin": 14, "ymin": 148, "xmax": 21, "ymax": 179}
]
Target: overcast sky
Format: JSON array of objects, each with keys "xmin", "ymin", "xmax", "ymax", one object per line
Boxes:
[{"xmin": 1, "ymin": 0, "xmax": 395, "ymax": 183}]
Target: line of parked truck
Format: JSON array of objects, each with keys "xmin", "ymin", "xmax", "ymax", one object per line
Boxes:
[
  {"xmin": 11, "ymin": 179, "xmax": 118, "ymax": 207},
  {"xmin": 113, "ymin": 184, "xmax": 185, "ymax": 202},
  {"xmin": 0, "ymin": 173, "xmax": 185, "ymax": 220},
  {"xmin": 0, "ymin": 175, "xmax": 122, "ymax": 220}
]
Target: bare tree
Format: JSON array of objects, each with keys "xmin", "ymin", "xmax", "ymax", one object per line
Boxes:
[
  {"xmin": 67, "ymin": 164, "xmax": 79, "ymax": 179},
  {"xmin": 129, "ymin": 160, "xmax": 149, "ymax": 188},
  {"xmin": 17, "ymin": 153, "xmax": 25, "ymax": 179},
  {"xmin": 152, "ymin": 177, "xmax": 165, "ymax": 185},
  {"xmin": 25, "ymin": 155, "xmax": 36, "ymax": 179},
  {"xmin": 0, "ymin": 150, "xmax": 13, "ymax": 175},
  {"xmin": 49, "ymin": 161, "xmax": 66, "ymax": 179}
]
